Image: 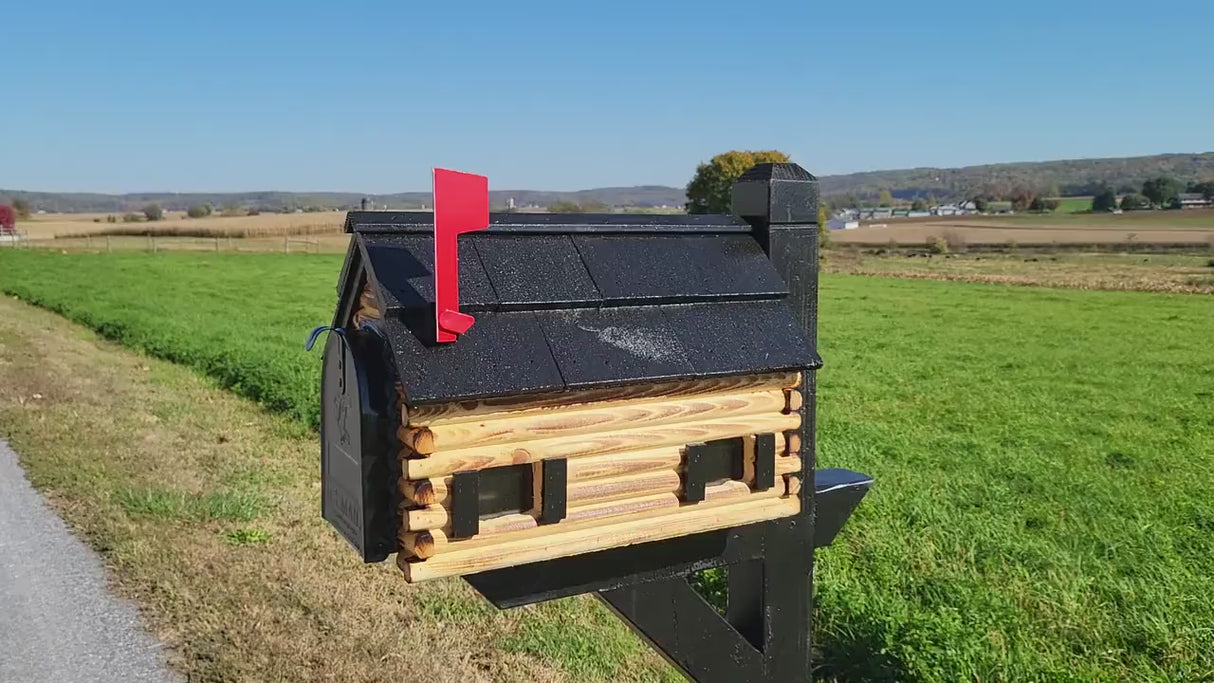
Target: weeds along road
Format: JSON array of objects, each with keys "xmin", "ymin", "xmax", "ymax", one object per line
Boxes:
[{"xmin": 0, "ymin": 438, "xmax": 181, "ymax": 683}]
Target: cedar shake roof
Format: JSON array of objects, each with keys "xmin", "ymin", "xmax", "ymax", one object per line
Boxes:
[{"xmin": 335, "ymin": 211, "xmax": 819, "ymax": 405}]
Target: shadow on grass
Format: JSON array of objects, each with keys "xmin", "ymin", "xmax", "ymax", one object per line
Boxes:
[{"xmin": 813, "ymin": 619, "xmax": 911, "ymax": 683}]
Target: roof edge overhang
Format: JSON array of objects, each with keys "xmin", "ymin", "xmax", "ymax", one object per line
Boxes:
[{"xmin": 344, "ymin": 211, "xmax": 750, "ymax": 235}]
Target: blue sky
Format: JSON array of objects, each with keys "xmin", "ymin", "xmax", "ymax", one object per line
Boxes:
[{"xmin": 4, "ymin": 0, "xmax": 1212, "ymax": 193}]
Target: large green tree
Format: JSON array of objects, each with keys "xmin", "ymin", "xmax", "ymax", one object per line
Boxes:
[
  {"xmin": 1120, "ymin": 193, "xmax": 1150, "ymax": 211},
  {"xmin": 1142, "ymin": 176, "xmax": 1183, "ymax": 208},
  {"xmin": 1091, "ymin": 187, "xmax": 1118, "ymax": 212},
  {"xmin": 1189, "ymin": 180, "xmax": 1214, "ymax": 200},
  {"xmin": 684, "ymin": 150, "xmax": 791, "ymax": 214}
]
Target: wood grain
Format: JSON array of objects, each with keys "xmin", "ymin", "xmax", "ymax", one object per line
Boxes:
[
  {"xmin": 566, "ymin": 469, "xmax": 681, "ymax": 505},
  {"xmin": 566, "ymin": 447, "xmax": 684, "ymax": 482},
  {"xmin": 405, "ymin": 482, "xmax": 789, "ymax": 559},
  {"xmin": 404, "ymin": 454, "xmax": 799, "ymax": 512},
  {"xmin": 785, "ymin": 389, "xmax": 804, "ymax": 412},
  {"xmin": 414, "ymin": 389, "xmax": 787, "ymax": 452},
  {"xmin": 404, "ymin": 412, "xmax": 801, "ymax": 479},
  {"xmin": 399, "ymin": 512, "xmax": 540, "ymax": 559},
  {"xmin": 399, "ymin": 478, "xmax": 790, "ymax": 560},
  {"xmin": 402, "ymin": 506, "xmax": 538, "ymax": 534},
  {"xmin": 399, "ymin": 493, "xmax": 800, "ymax": 582},
  {"xmin": 785, "ymin": 474, "xmax": 802, "ymax": 497},
  {"xmin": 401, "ymin": 447, "xmax": 684, "ymax": 506},
  {"xmin": 405, "ymin": 372, "xmax": 802, "ymax": 426}
]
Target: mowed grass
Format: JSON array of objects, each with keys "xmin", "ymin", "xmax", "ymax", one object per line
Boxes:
[
  {"xmin": 0, "ymin": 251, "xmax": 336, "ymax": 427},
  {"xmin": 1053, "ymin": 197, "xmax": 1093, "ymax": 213},
  {"xmin": 1, "ymin": 250, "xmax": 1213, "ymax": 681}
]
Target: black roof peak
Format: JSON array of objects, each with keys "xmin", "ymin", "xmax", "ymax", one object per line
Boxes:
[{"xmin": 736, "ymin": 163, "xmax": 817, "ymax": 183}]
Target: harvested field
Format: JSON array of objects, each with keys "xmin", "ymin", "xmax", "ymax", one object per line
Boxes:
[
  {"xmin": 832, "ymin": 209, "xmax": 1214, "ymax": 247},
  {"xmin": 825, "ymin": 250, "xmax": 1214, "ymax": 294},
  {"xmin": 18, "ymin": 210, "xmax": 347, "ymax": 239}
]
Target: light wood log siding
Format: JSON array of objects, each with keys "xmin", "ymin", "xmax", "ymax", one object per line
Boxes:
[{"xmin": 365, "ymin": 277, "xmax": 808, "ymax": 581}]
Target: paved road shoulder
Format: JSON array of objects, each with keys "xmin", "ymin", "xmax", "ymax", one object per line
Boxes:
[{"xmin": 0, "ymin": 437, "xmax": 181, "ymax": 683}]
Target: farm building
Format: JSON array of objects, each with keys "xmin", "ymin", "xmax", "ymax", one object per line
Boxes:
[
  {"xmin": 827, "ymin": 218, "xmax": 860, "ymax": 230},
  {"xmin": 1177, "ymin": 193, "xmax": 1213, "ymax": 209}
]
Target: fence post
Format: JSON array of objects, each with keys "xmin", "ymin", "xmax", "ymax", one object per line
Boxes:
[
  {"xmin": 87, "ymin": 234, "xmax": 93, "ymax": 250},
  {"xmin": 152, "ymin": 235, "xmax": 157, "ymax": 253},
  {"xmin": 215, "ymin": 237, "xmax": 220, "ymax": 253},
  {"xmin": 283, "ymin": 235, "xmax": 289, "ymax": 254},
  {"xmin": 106, "ymin": 236, "xmax": 112, "ymax": 253}
]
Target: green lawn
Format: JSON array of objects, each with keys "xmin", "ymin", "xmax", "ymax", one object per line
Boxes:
[
  {"xmin": 1053, "ymin": 196, "xmax": 1093, "ymax": 213},
  {"xmin": 1, "ymin": 250, "xmax": 1212, "ymax": 682}
]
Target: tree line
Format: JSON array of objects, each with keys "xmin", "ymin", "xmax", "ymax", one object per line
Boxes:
[{"xmin": 1091, "ymin": 177, "xmax": 1214, "ymax": 212}]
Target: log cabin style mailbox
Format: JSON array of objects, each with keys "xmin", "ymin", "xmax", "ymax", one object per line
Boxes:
[{"xmin": 316, "ymin": 163, "xmax": 872, "ymax": 682}]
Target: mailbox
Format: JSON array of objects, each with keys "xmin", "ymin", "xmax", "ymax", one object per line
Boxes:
[{"xmin": 317, "ymin": 163, "xmax": 870, "ymax": 682}]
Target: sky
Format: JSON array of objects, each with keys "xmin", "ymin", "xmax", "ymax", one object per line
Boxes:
[{"xmin": 4, "ymin": 0, "xmax": 1213, "ymax": 194}]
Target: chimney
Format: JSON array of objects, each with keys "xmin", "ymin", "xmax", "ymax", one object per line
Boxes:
[{"xmin": 731, "ymin": 163, "xmax": 820, "ymax": 348}]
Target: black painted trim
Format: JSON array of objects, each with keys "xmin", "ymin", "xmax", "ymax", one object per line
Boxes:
[
  {"xmin": 541, "ymin": 459, "xmax": 567, "ymax": 524},
  {"xmin": 754, "ymin": 433, "xmax": 776, "ymax": 492},
  {"xmin": 450, "ymin": 470, "xmax": 479, "ymax": 539}
]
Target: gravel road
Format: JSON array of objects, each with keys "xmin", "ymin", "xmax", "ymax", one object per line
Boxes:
[{"xmin": 0, "ymin": 438, "xmax": 181, "ymax": 682}]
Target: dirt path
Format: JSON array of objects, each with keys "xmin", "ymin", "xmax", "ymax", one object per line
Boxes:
[{"xmin": 0, "ymin": 437, "xmax": 181, "ymax": 683}]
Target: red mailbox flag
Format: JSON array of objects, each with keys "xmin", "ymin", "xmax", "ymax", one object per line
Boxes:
[{"xmin": 432, "ymin": 168, "xmax": 490, "ymax": 343}]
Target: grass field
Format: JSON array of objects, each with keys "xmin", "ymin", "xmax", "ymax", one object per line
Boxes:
[
  {"xmin": 1, "ymin": 250, "xmax": 1213, "ymax": 681},
  {"xmin": 1053, "ymin": 197, "xmax": 1093, "ymax": 213}
]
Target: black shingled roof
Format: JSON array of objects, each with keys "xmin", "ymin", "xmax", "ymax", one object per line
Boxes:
[{"xmin": 335, "ymin": 211, "xmax": 819, "ymax": 406}]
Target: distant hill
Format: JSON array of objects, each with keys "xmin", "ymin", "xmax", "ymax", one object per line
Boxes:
[
  {"xmin": 0, "ymin": 186, "xmax": 689, "ymax": 214},
  {"xmin": 6, "ymin": 153, "xmax": 1213, "ymax": 213},
  {"xmin": 817, "ymin": 152, "xmax": 1214, "ymax": 202}
]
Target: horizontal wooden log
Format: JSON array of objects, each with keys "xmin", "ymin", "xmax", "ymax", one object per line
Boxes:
[
  {"xmin": 411, "ymin": 389, "xmax": 787, "ymax": 453},
  {"xmin": 399, "ymin": 491, "xmax": 800, "ymax": 582},
  {"xmin": 406, "ymin": 372, "xmax": 801, "ymax": 426},
  {"xmin": 404, "ymin": 412, "xmax": 801, "ymax": 479},
  {"xmin": 402, "ymin": 453, "xmax": 800, "ymax": 508},
  {"xmin": 400, "ymin": 478, "xmax": 447, "ymax": 507},
  {"xmin": 401, "ymin": 427, "xmax": 435, "ymax": 454},
  {"xmin": 785, "ymin": 474, "xmax": 801, "ymax": 497},
  {"xmin": 402, "ymin": 505, "xmax": 448, "ymax": 532},
  {"xmin": 401, "ymin": 447, "xmax": 683, "ymax": 507},
  {"xmin": 565, "ymin": 492, "xmax": 679, "ymax": 525},
  {"xmin": 401, "ymin": 471, "xmax": 793, "ymax": 560},
  {"xmin": 567, "ymin": 469, "xmax": 681, "ymax": 505},
  {"xmin": 402, "ymin": 505, "xmax": 538, "ymax": 534},
  {"xmin": 776, "ymin": 455, "xmax": 802, "ymax": 477},
  {"xmin": 567, "ymin": 447, "xmax": 684, "ymax": 482},
  {"xmin": 403, "ymin": 480, "xmax": 791, "ymax": 560},
  {"xmin": 400, "ymin": 513, "xmax": 540, "ymax": 559},
  {"xmin": 785, "ymin": 389, "xmax": 804, "ymax": 413}
]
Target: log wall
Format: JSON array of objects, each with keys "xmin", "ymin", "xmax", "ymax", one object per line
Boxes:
[{"xmin": 354, "ymin": 280, "xmax": 806, "ymax": 583}]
